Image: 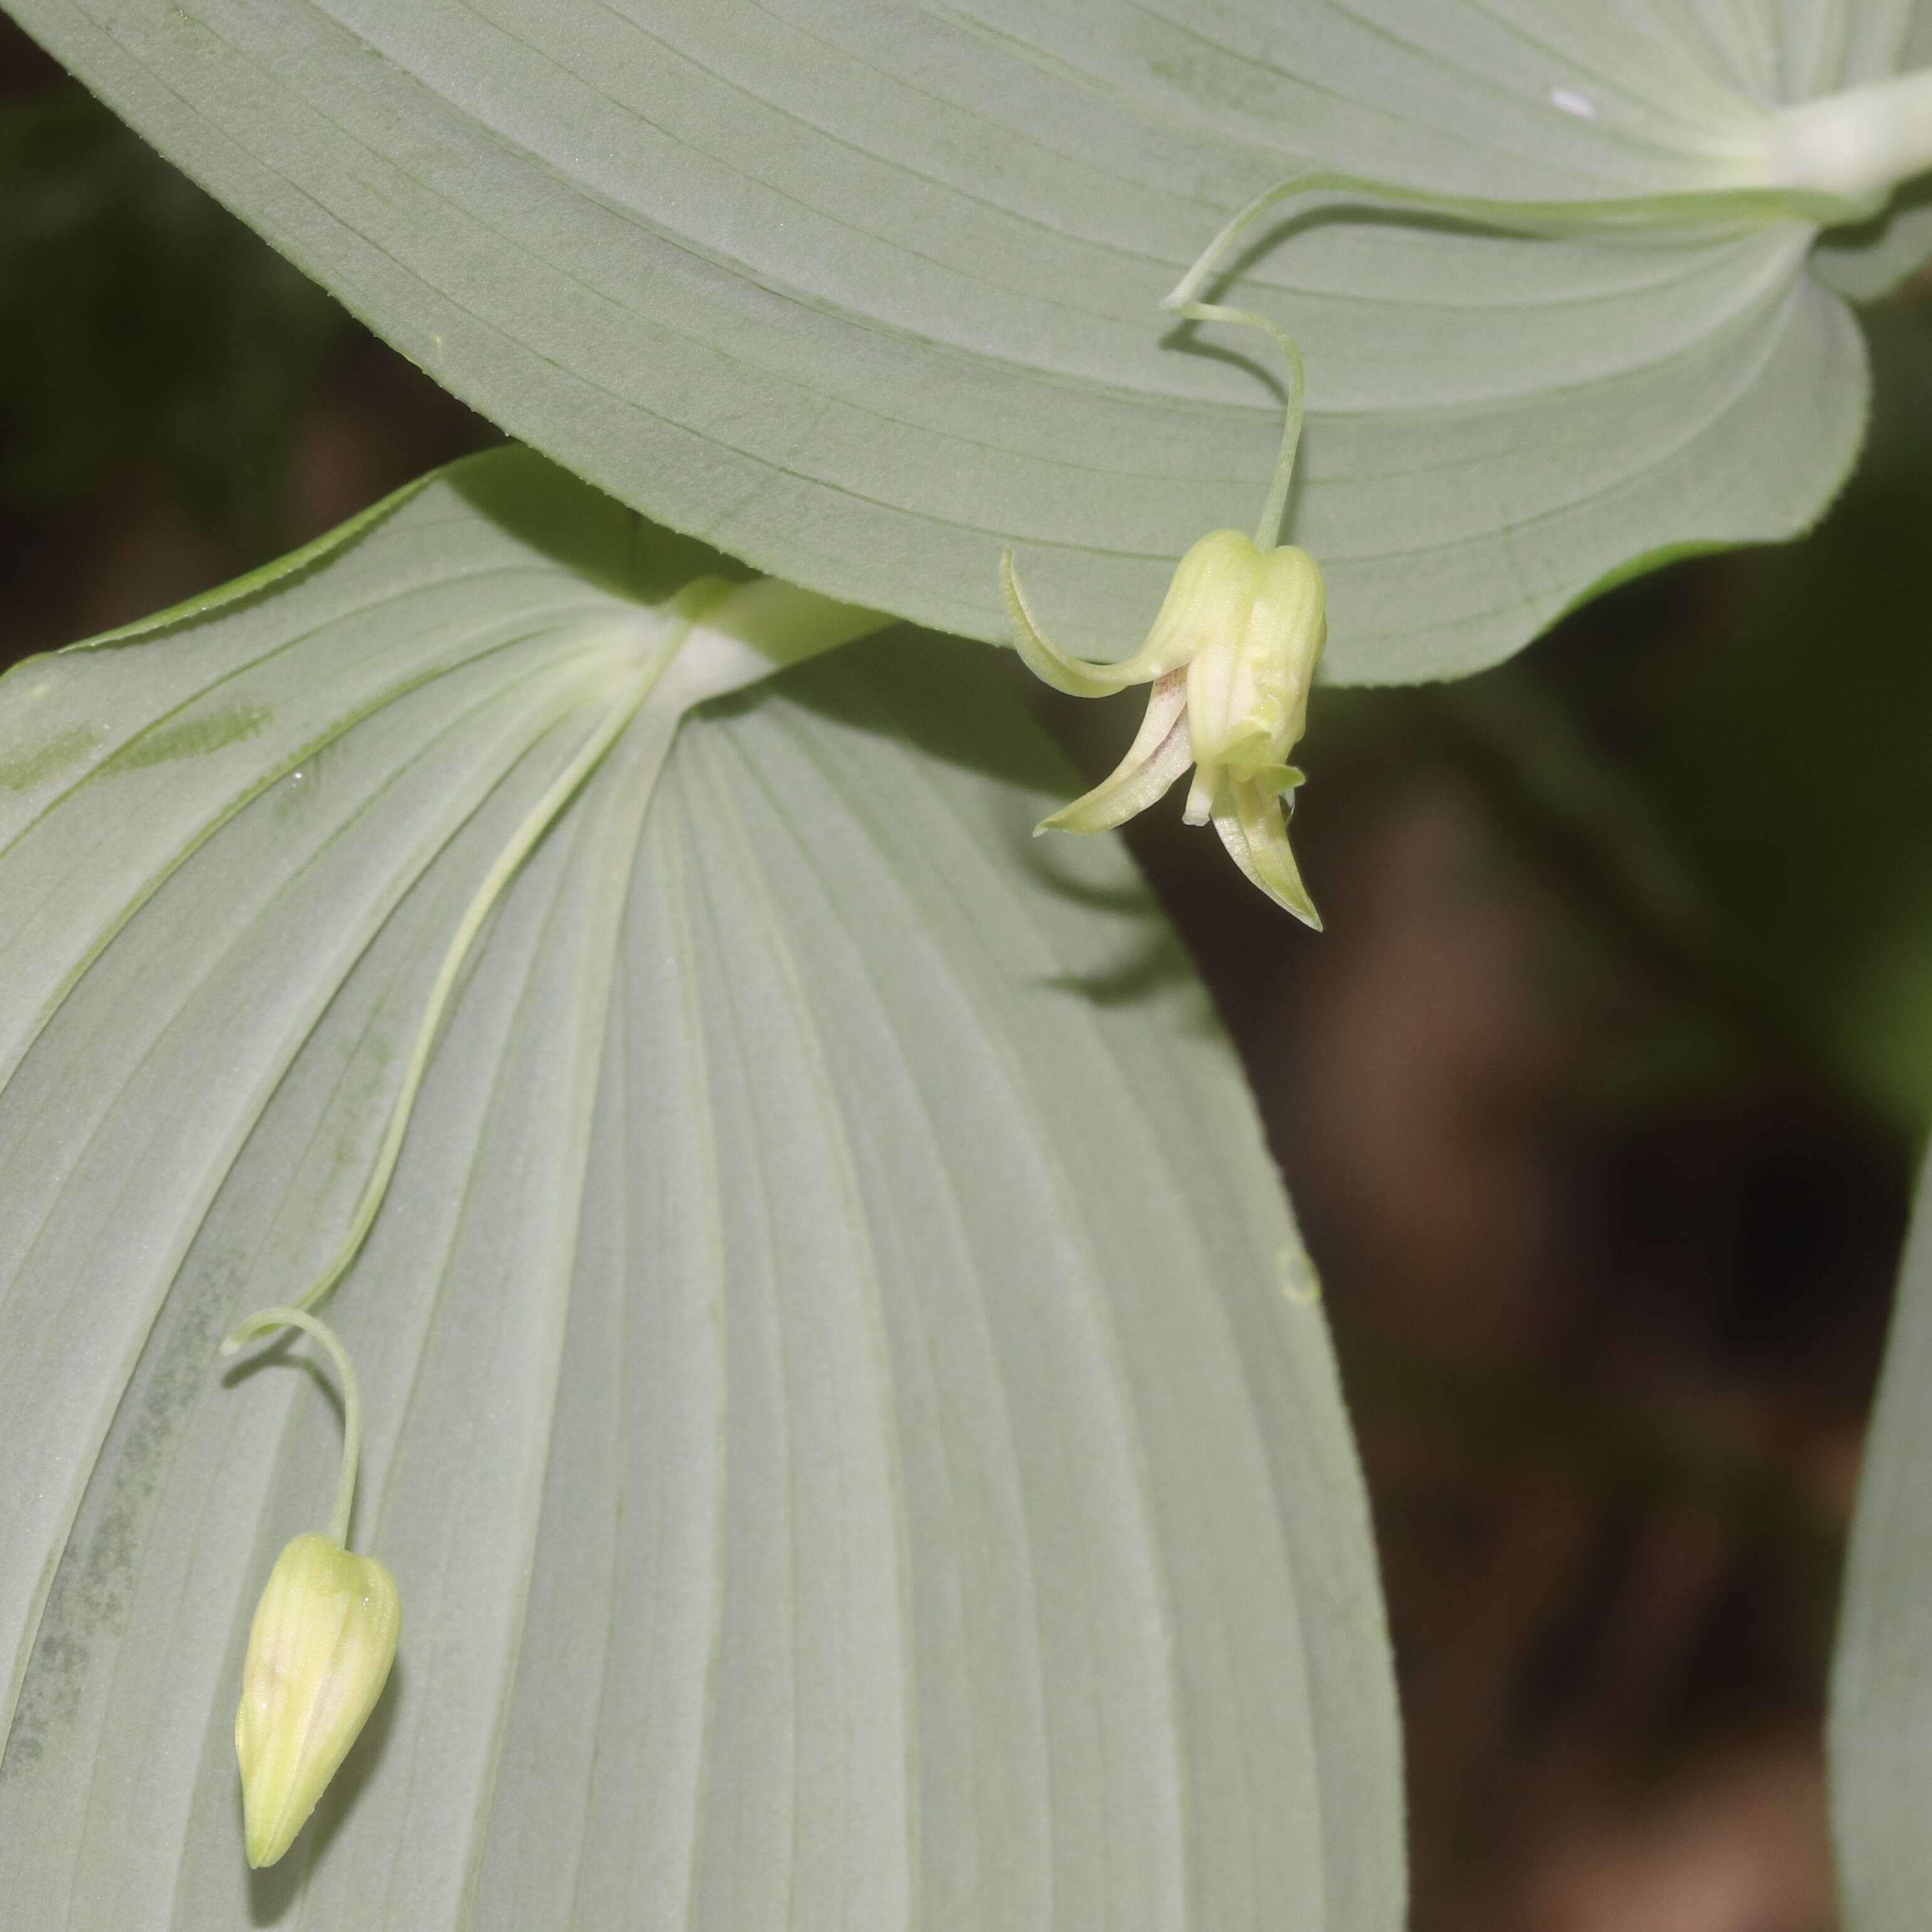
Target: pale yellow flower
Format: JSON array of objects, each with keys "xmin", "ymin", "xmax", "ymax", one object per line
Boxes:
[{"xmin": 1003, "ymin": 529, "xmax": 1327, "ymax": 927}]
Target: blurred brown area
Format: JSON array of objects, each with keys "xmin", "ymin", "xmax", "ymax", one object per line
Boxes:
[{"xmin": 4, "ymin": 16, "xmax": 1927, "ymax": 1928}]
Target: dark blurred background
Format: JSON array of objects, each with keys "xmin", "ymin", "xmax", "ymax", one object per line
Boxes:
[{"xmin": 6, "ymin": 23, "xmax": 1928, "ymax": 1928}]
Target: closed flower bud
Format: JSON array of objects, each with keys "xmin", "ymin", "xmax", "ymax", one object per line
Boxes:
[{"xmin": 235, "ymin": 1531, "xmax": 400, "ymax": 1867}]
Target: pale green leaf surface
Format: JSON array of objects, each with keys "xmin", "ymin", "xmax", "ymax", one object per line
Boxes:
[
  {"xmin": 0, "ymin": 451, "xmax": 1400, "ymax": 1928},
  {"xmin": 1830, "ymin": 1137, "xmax": 1932, "ymax": 1931},
  {"xmin": 0, "ymin": 0, "xmax": 1919, "ymax": 678}
]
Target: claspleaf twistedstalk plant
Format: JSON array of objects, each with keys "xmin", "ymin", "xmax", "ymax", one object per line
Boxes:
[
  {"xmin": 179, "ymin": 55, "xmax": 1932, "ymax": 1883},
  {"xmin": 16, "ymin": 14, "xmax": 1932, "ymax": 1919}
]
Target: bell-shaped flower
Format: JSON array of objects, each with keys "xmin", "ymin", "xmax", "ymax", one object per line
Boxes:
[
  {"xmin": 235, "ymin": 1530, "xmax": 401, "ymax": 1868},
  {"xmin": 1003, "ymin": 527, "xmax": 1327, "ymax": 927}
]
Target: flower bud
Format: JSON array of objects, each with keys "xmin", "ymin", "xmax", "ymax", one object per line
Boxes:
[{"xmin": 235, "ymin": 1531, "xmax": 401, "ymax": 1868}]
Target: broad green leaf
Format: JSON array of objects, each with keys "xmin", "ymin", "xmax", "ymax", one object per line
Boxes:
[
  {"xmin": 0, "ymin": 450, "xmax": 1401, "ymax": 1928},
  {"xmin": 1830, "ymin": 1138, "xmax": 1932, "ymax": 1929},
  {"xmin": 1, "ymin": 1, "xmax": 1919, "ymax": 680}
]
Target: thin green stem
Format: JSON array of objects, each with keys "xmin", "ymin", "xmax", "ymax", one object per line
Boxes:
[
  {"xmin": 1165, "ymin": 172, "xmax": 1855, "ymax": 326},
  {"xmin": 1163, "ymin": 295, "xmax": 1305, "ymax": 551},
  {"xmin": 221, "ymin": 1307, "xmax": 364, "ymax": 1548},
  {"xmin": 287, "ymin": 578, "xmax": 728, "ymax": 1321},
  {"xmin": 1157, "ymin": 157, "xmax": 1859, "ymax": 552}
]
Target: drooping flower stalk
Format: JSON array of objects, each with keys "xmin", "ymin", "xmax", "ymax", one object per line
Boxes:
[
  {"xmin": 279, "ymin": 573, "xmax": 886, "ymax": 1324},
  {"xmin": 279, "ymin": 575, "xmax": 727, "ymax": 1322}
]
